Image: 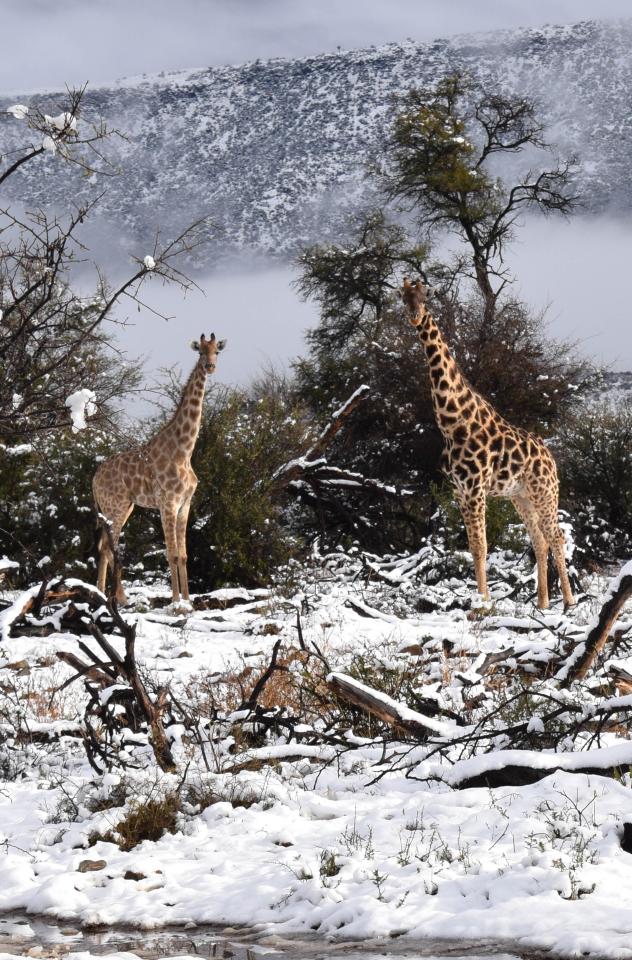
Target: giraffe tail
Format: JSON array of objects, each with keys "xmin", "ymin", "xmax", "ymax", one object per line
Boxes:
[
  {"xmin": 92, "ymin": 486, "xmax": 117, "ymax": 595},
  {"xmin": 92, "ymin": 484, "xmax": 107, "ymax": 559}
]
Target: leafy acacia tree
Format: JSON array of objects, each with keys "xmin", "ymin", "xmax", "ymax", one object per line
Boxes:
[
  {"xmin": 384, "ymin": 73, "xmax": 578, "ymax": 323},
  {"xmin": 293, "ymin": 77, "xmax": 592, "ymax": 552}
]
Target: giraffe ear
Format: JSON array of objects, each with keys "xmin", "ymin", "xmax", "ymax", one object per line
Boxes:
[
  {"xmin": 217, "ymin": 338, "xmax": 227, "ymax": 351},
  {"xmin": 191, "ymin": 340, "xmax": 200, "ymax": 352}
]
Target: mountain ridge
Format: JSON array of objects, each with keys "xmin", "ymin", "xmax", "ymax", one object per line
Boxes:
[{"xmin": 2, "ymin": 18, "xmax": 632, "ymax": 264}]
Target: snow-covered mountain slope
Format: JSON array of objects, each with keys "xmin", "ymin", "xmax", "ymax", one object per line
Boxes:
[{"xmin": 2, "ymin": 19, "xmax": 632, "ymax": 262}]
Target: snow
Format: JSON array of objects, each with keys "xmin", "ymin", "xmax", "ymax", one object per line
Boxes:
[
  {"xmin": 6, "ymin": 104, "xmax": 28, "ymax": 120},
  {"xmin": 143, "ymin": 255, "xmax": 156, "ymax": 271},
  {"xmin": 2, "ymin": 561, "xmax": 632, "ymax": 957},
  {"xmin": 65, "ymin": 389, "xmax": 97, "ymax": 432},
  {"xmin": 44, "ymin": 111, "xmax": 77, "ymax": 132}
]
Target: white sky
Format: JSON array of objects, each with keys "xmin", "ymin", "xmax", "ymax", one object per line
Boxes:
[{"xmin": 3, "ymin": 0, "xmax": 632, "ymax": 91}]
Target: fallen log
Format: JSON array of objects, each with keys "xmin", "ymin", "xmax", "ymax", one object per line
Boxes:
[
  {"xmin": 442, "ymin": 741, "xmax": 632, "ymax": 789},
  {"xmin": 328, "ymin": 671, "xmax": 461, "ymax": 740},
  {"xmin": 558, "ymin": 563, "xmax": 632, "ymax": 686}
]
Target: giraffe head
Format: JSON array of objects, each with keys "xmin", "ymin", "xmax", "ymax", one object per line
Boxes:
[
  {"xmin": 191, "ymin": 332, "xmax": 227, "ymax": 374},
  {"xmin": 401, "ymin": 277, "xmax": 428, "ymax": 327}
]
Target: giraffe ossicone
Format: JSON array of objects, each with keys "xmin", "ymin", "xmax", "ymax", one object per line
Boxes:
[
  {"xmin": 93, "ymin": 332, "xmax": 227, "ymax": 604},
  {"xmin": 402, "ymin": 276, "xmax": 575, "ymax": 610}
]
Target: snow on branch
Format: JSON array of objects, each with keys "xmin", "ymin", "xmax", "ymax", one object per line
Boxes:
[
  {"xmin": 328, "ymin": 671, "xmax": 463, "ymax": 740},
  {"xmin": 270, "ymin": 384, "xmax": 369, "ymax": 490}
]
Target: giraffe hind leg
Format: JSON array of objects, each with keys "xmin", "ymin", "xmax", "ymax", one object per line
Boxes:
[
  {"xmin": 536, "ymin": 499, "xmax": 576, "ymax": 609},
  {"xmin": 511, "ymin": 494, "xmax": 550, "ymax": 609},
  {"xmin": 95, "ymin": 502, "xmax": 134, "ymax": 604}
]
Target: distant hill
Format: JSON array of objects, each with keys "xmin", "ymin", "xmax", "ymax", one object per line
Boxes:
[{"xmin": 1, "ymin": 19, "xmax": 632, "ymax": 262}]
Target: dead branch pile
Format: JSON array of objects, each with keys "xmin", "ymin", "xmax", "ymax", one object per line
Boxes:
[
  {"xmin": 326, "ymin": 563, "xmax": 632, "ymax": 787},
  {"xmin": 2, "ymin": 581, "xmax": 346, "ymax": 776}
]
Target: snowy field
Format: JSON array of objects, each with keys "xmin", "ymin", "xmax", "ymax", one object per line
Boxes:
[{"xmin": 1, "ymin": 549, "xmax": 632, "ymax": 960}]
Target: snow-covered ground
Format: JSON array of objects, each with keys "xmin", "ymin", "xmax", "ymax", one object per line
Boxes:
[{"xmin": 1, "ymin": 552, "xmax": 632, "ymax": 960}]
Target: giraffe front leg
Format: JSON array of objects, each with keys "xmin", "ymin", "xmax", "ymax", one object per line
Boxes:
[
  {"xmin": 160, "ymin": 503, "xmax": 181, "ymax": 602},
  {"xmin": 457, "ymin": 489, "xmax": 490, "ymax": 602},
  {"xmin": 175, "ymin": 491, "xmax": 195, "ymax": 603}
]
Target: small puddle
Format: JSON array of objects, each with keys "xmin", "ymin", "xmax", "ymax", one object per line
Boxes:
[{"xmin": 0, "ymin": 913, "xmax": 549, "ymax": 959}]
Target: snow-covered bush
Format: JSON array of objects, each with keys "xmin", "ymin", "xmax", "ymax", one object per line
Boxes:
[
  {"xmin": 557, "ymin": 402, "xmax": 632, "ymax": 562},
  {"xmin": 0, "ymin": 428, "xmax": 115, "ymax": 584}
]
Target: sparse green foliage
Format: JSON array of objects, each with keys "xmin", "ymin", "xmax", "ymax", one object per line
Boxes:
[
  {"xmin": 115, "ymin": 791, "xmax": 180, "ymax": 851},
  {"xmin": 385, "ymin": 74, "xmax": 578, "ymax": 321},
  {"xmin": 319, "ymin": 849, "xmax": 341, "ymax": 880}
]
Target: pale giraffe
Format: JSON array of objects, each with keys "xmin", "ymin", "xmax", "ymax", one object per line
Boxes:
[
  {"xmin": 93, "ymin": 333, "xmax": 226, "ymax": 604},
  {"xmin": 401, "ymin": 278, "xmax": 574, "ymax": 610}
]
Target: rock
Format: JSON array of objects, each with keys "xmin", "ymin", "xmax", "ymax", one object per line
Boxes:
[
  {"xmin": 77, "ymin": 858, "xmax": 107, "ymax": 872},
  {"xmin": 621, "ymin": 822, "xmax": 632, "ymax": 854},
  {"xmin": 123, "ymin": 869, "xmax": 146, "ymax": 881}
]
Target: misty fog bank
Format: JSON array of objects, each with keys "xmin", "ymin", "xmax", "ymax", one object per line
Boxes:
[
  {"xmin": 107, "ymin": 212, "xmax": 632, "ymax": 417},
  {"xmin": 114, "ymin": 262, "xmax": 318, "ymax": 396},
  {"xmin": 508, "ymin": 215, "xmax": 632, "ymax": 370}
]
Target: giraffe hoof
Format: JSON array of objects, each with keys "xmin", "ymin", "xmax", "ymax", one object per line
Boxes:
[{"xmin": 167, "ymin": 600, "xmax": 193, "ymax": 616}]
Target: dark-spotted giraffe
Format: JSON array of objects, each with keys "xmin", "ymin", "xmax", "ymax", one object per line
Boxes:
[
  {"xmin": 402, "ymin": 278, "xmax": 574, "ymax": 610},
  {"xmin": 93, "ymin": 333, "xmax": 226, "ymax": 604}
]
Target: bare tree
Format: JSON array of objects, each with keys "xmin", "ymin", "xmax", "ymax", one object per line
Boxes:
[{"xmin": 0, "ymin": 86, "xmax": 208, "ymax": 443}]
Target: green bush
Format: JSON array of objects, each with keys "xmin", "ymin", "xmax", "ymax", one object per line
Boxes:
[{"xmin": 185, "ymin": 382, "xmax": 309, "ymax": 589}]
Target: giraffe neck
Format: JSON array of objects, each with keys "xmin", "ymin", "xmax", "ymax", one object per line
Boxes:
[
  {"xmin": 159, "ymin": 359, "xmax": 208, "ymax": 461},
  {"xmin": 414, "ymin": 307, "xmax": 481, "ymax": 437}
]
